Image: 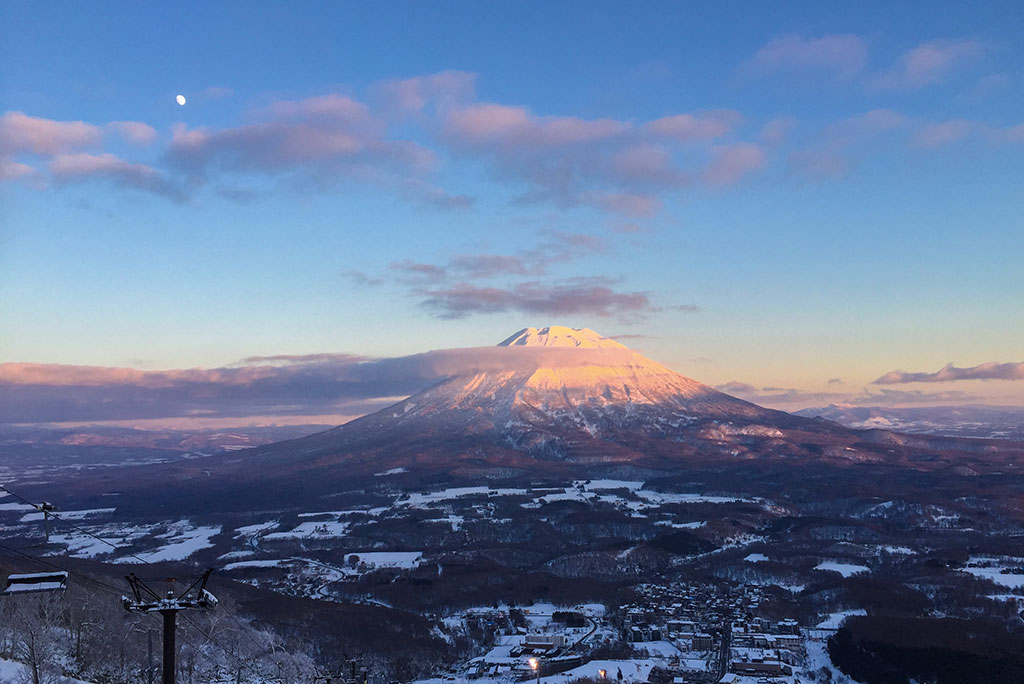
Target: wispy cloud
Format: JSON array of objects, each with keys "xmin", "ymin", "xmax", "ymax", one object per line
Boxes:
[
  {"xmin": 439, "ymin": 98, "xmax": 761, "ymax": 214},
  {"xmin": 381, "ymin": 230, "xmax": 689, "ymax": 321},
  {"xmin": 911, "ymin": 119, "xmax": 975, "ymax": 148},
  {"xmin": 417, "ymin": 276, "xmax": 657, "ymax": 320},
  {"xmin": 875, "ymin": 361, "xmax": 1024, "ymax": 384},
  {"xmin": 375, "ymin": 70, "xmax": 477, "ymax": 114},
  {"xmin": 107, "ymin": 121, "xmax": 158, "ymax": 146},
  {"xmin": 0, "ymin": 111, "xmax": 102, "ymax": 156},
  {"xmin": 748, "ymin": 34, "xmax": 869, "ymax": 81},
  {"xmin": 870, "ymin": 39, "xmax": 986, "ymax": 91},
  {"xmin": 166, "ymin": 93, "xmax": 467, "ymax": 207},
  {"xmin": 50, "ymin": 152, "xmax": 183, "ymax": 200}
]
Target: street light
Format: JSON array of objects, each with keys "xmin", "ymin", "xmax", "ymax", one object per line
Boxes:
[
  {"xmin": 598, "ymin": 670, "xmax": 607, "ymax": 680},
  {"xmin": 528, "ymin": 657, "xmax": 540, "ymax": 684}
]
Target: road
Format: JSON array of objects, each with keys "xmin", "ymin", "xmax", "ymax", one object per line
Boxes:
[{"xmin": 716, "ymin": 621, "xmax": 731, "ymax": 681}]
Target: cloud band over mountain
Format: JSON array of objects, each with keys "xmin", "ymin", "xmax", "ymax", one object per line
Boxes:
[{"xmin": 0, "ymin": 347, "xmax": 638, "ymax": 424}]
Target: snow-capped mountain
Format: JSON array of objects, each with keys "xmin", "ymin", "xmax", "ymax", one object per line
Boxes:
[
  {"xmin": 333, "ymin": 325, "xmax": 788, "ymax": 436},
  {"xmin": 65, "ymin": 326, "xmax": 1024, "ymax": 506},
  {"xmin": 217, "ymin": 326, "xmax": 869, "ymax": 483}
]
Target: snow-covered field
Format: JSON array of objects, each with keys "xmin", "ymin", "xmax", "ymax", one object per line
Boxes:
[
  {"xmin": 263, "ymin": 521, "xmax": 350, "ymax": 540},
  {"xmin": 20, "ymin": 507, "xmax": 115, "ymax": 522},
  {"xmin": 116, "ymin": 521, "xmax": 221, "ymax": 563},
  {"xmin": 816, "ymin": 609, "xmax": 867, "ymax": 629},
  {"xmin": 962, "ymin": 557, "xmax": 1024, "ymax": 588},
  {"xmin": 814, "ymin": 560, "xmax": 869, "ymax": 577}
]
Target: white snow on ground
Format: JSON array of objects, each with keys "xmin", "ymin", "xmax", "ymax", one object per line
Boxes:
[
  {"xmin": 116, "ymin": 521, "xmax": 221, "ymax": 563},
  {"xmin": 351, "ymin": 551, "xmax": 423, "ymax": 569},
  {"xmin": 987, "ymin": 593, "xmax": 1024, "ymax": 602},
  {"xmin": 375, "ymin": 466, "xmax": 408, "ymax": 476},
  {"xmin": 0, "ymin": 502, "xmax": 36, "ymax": 512},
  {"xmin": 414, "ymin": 659, "xmax": 660, "ymax": 684},
  {"xmin": 577, "ymin": 602, "xmax": 606, "ymax": 617},
  {"xmin": 962, "ymin": 557, "xmax": 1024, "ymax": 588},
  {"xmin": 401, "ymin": 487, "xmax": 529, "ymax": 507},
  {"xmin": 0, "ymin": 657, "xmax": 96, "ymax": 684},
  {"xmin": 803, "ymin": 633, "xmax": 866, "ymax": 683},
  {"xmin": 20, "ymin": 508, "xmax": 115, "ymax": 522},
  {"xmin": 223, "ymin": 559, "xmax": 292, "ymax": 571},
  {"xmin": 816, "ymin": 609, "xmax": 867, "ymax": 629},
  {"xmin": 234, "ymin": 521, "xmax": 279, "ymax": 537},
  {"xmin": 424, "ymin": 515, "xmax": 464, "ymax": 531},
  {"xmin": 814, "ymin": 561, "xmax": 869, "ymax": 577},
  {"xmin": 577, "ymin": 479, "xmax": 644, "ymax": 491},
  {"xmin": 654, "ymin": 519, "xmax": 705, "ymax": 529},
  {"xmin": 878, "ymin": 545, "xmax": 914, "ymax": 554},
  {"xmin": 263, "ymin": 521, "xmax": 350, "ymax": 540},
  {"xmin": 636, "ymin": 490, "xmax": 747, "ymax": 505},
  {"xmin": 744, "ymin": 553, "xmax": 769, "ymax": 563},
  {"xmin": 634, "ymin": 640, "xmax": 682, "ymax": 657},
  {"xmin": 47, "ymin": 522, "xmax": 157, "ymax": 559},
  {"xmin": 297, "ymin": 507, "xmax": 388, "ymax": 518}
]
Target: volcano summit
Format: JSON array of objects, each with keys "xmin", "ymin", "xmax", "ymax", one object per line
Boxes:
[{"xmin": 162, "ymin": 325, "xmax": 1021, "ymax": 500}]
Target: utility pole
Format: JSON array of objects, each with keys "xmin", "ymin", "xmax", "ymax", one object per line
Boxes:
[
  {"xmin": 122, "ymin": 570, "xmax": 217, "ymax": 684},
  {"xmin": 148, "ymin": 629, "xmax": 155, "ymax": 684}
]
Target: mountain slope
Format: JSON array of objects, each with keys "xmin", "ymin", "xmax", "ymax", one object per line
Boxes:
[
  {"xmin": 58, "ymin": 326, "xmax": 1024, "ymax": 511},
  {"xmin": 202, "ymin": 326, "xmax": 880, "ymax": 483}
]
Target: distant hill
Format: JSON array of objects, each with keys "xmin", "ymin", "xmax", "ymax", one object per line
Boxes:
[{"xmin": 793, "ymin": 404, "xmax": 1024, "ymax": 441}]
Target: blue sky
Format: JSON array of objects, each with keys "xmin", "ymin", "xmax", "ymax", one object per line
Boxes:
[{"xmin": 1, "ymin": 1, "xmax": 1022, "ymax": 424}]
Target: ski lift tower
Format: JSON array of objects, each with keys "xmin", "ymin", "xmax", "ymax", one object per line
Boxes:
[{"xmin": 122, "ymin": 569, "xmax": 217, "ymax": 684}]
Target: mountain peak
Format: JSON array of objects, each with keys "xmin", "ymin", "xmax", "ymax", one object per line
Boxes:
[{"xmin": 497, "ymin": 326, "xmax": 628, "ymax": 350}]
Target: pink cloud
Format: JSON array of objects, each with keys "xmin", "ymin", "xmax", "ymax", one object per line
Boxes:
[
  {"xmin": 703, "ymin": 143, "xmax": 766, "ymax": 185},
  {"xmin": 912, "ymin": 119, "xmax": 974, "ymax": 148},
  {"xmin": 760, "ymin": 117, "xmax": 797, "ymax": 144},
  {"xmin": 2, "ymin": 346, "xmax": 674, "ymax": 424},
  {"xmin": 418, "ymin": 277, "xmax": 656, "ymax": 320},
  {"xmin": 444, "ymin": 103, "xmax": 629, "ymax": 148},
  {"xmin": 872, "ymin": 39, "xmax": 985, "ymax": 91},
  {"xmin": 875, "ymin": 361, "xmax": 1024, "ymax": 384},
  {"xmin": 834, "ymin": 109, "xmax": 909, "ymax": 138},
  {"xmin": 608, "ymin": 144, "xmax": 688, "ymax": 186},
  {"xmin": 645, "ymin": 110, "xmax": 741, "ymax": 141},
  {"xmin": 0, "ymin": 111, "xmax": 101, "ymax": 156},
  {"xmin": 376, "ymin": 70, "xmax": 477, "ymax": 113},
  {"xmin": 49, "ymin": 152, "xmax": 181, "ymax": 199},
  {"xmin": 268, "ymin": 94, "xmax": 375, "ymax": 125},
  {"xmin": 589, "ymin": 192, "xmax": 662, "ymax": 217},
  {"xmin": 0, "ymin": 157, "xmax": 35, "ymax": 181},
  {"xmin": 166, "ymin": 93, "xmax": 463, "ymax": 205},
  {"xmin": 750, "ymin": 34, "xmax": 868, "ymax": 80},
  {"xmin": 107, "ymin": 121, "xmax": 158, "ymax": 145}
]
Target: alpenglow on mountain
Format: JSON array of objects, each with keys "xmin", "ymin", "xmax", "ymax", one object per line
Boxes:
[
  {"xmin": 97, "ymin": 326, "xmax": 1024, "ymax": 504},
  {"xmin": 206, "ymin": 326, "xmax": 885, "ymax": 483}
]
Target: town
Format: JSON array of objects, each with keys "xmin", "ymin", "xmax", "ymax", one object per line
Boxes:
[{"xmin": 417, "ymin": 580, "xmax": 853, "ymax": 684}]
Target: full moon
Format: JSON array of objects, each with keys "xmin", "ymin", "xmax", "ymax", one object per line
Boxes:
[{"xmin": 175, "ymin": 94, "xmax": 186, "ymax": 106}]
